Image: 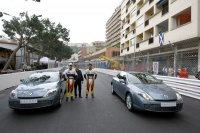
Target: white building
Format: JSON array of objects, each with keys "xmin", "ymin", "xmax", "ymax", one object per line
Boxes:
[{"xmin": 120, "ymin": 0, "xmax": 200, "ymax": 74}]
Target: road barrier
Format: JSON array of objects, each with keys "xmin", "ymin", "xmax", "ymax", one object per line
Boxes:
[
  {"xmin": 95, "ymin": 68, "xmax": 200, "ymax": 100},
  {"xmin": 0, "ymin": 67, "xmax": 62, "ymax": 91}
]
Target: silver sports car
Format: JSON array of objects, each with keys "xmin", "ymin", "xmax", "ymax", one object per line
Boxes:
[
  {"xmin": 9, "ymin": 70, "xmax": 66, "ymax": 110},
  {"xmin": 111, "ymin": 72, "xmax": 183, "ymax": 112}
]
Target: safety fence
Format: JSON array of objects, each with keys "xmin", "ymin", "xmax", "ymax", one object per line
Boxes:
[{"xmin": 94, "ymin": 68, "xmax": 200, "ymax": 100}]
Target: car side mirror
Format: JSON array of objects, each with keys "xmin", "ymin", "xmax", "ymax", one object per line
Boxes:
[
  {"xmin": 119, "ymin": 79, "xmax": 126, "ymax": 84},
  {"xmin": 20, "ymin": 79, "xmax": 24, "ymax": 82}
]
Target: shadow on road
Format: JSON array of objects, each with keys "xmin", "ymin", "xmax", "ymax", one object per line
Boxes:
[{"xmin": 12, "ymin": 106, "xmax": 60, "ymax": 115}]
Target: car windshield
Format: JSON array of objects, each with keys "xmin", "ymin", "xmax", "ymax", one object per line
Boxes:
[
  {"xmin": 128, "ymin": 73, "xmax": 161, "ymax": 84},
  {"xmin": 24, "ymin": 72, "xmax": 59, "ymax": 83}
]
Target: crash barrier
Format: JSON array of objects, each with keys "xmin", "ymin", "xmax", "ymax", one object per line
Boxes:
[
  {"xmin": 94, "ymin": 68, "xmax": 200, "ymax": 100},
  {"xmin": 0, "ymin": 67, "xmax": 62, "ymax": 91}
]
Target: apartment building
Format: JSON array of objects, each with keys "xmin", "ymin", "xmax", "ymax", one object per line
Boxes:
[
  {"xmin": 120, "ymin": 0, "xmax": 200, "ymax": 74},
  {"xmin": 106, "ymin": 5, "xmax": 121, "ymax": 47}
]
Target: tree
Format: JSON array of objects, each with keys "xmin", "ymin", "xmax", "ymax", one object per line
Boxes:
[
  {"xmin": 2, "ymin": 12, "xmax": 39, "ymax": 71},
  {"xmin": 30, "ymin": 18, "xmax": 70, "ymax": 63},
  {"xmin": 48, "ymin": 40, "xmax": 73, "ymax": 61}
]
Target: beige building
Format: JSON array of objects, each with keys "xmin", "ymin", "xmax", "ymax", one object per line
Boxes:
[
  {"xmin": 106, "ymin": 5, "xmax": 121, "ymax": 47},
  {"xmin": 120, "ymin": 0, "xmax": 200, "ymax": 75}
]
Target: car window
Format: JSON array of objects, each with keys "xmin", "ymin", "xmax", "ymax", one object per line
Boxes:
[
  {"xmin": 25, "ymin": 72, "xmax": 59, "ymax": 83},
  {"xmin": 128, "ymin": 73, "xmax": 161, "ymax": 84}
]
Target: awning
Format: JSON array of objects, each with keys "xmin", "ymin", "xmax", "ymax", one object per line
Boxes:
[
  {"xmin": 156, "ymin": 0, "xmax": 168, "ymax": 7},
  {"xmin": 0, "ymin": 43, "xmax": 17, "ymax": 51}
]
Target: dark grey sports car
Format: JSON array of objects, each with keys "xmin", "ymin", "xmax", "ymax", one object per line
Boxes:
[
  {"xmin": 111, "ymin": 72, "xmax": 183, "ymax": 112},
  {"xmin": 9, "ymin": 70, "xmax": 66, "ymax": 110}
]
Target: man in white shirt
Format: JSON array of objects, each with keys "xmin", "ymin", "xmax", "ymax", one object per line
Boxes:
[
  {"xmin": 63, "ymin": 63, "xmax": 77, "ymax": 101},
  {"xmin": 84, "ymin": 63, "xmax": 97, "ymax": 98}
]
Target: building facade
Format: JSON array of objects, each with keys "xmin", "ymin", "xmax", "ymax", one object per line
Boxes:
[
  {"xmin": 106, "ymin": 5, "xmax": 121, "ymax": 47},
  {"xmin": 120, "ymin": 0, "xmax": 200, "ymax": 76}
]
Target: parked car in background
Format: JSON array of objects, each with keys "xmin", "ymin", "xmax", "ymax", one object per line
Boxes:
[{"xmin": 111, "ymin": 72, "xmax": 183, "ymax": 112}]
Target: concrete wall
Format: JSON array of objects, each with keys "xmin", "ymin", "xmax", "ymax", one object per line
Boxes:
[{"xmin": 0, "ymin": 67, "xmax": 62, "ymax": 91}]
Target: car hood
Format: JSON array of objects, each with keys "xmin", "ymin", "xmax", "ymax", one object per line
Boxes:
[
  {"xmin": 16, "ymin": 82, "xmax": 58, "ymax": 98},
  {"xmin": 134, "ymin": 83, "xmax": 177, "ymax": 101}
]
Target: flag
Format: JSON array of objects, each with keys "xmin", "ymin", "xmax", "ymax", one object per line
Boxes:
[{"xmin": 159, "ymin": 32, "xmax": 164, "ymax": 46}]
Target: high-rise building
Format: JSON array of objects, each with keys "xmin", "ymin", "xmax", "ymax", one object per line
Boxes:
[{"xmin": 106, "ymin": 5, "xmax": 121, "ymax": 47}]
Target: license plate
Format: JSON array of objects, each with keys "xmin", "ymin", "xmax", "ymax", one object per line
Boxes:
[
  {"xmin": 161, "ymin": 102, "xmax": 176, "ymax": 107},
  {"xmin": 20, "ymin": 99, "xmax": 38, "ymax": 104}
]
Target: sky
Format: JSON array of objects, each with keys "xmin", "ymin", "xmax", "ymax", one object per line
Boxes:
[{"xmin": 0, "ymin": 0, "xmax": 122, "ymax": 43}]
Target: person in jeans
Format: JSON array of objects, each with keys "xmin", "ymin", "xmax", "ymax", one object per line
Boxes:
[{"xmin": 74, "ymin": 65, "xmax": 84, "ymax": 98}]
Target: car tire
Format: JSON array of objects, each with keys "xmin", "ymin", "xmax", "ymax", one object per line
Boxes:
[
  {"xmin": 126, "ymin": 93, "xmax": 134, "ymax": 111},
  {"xmin": 111, "ymin": 84, "xmax": 116, "ymax": 95}
]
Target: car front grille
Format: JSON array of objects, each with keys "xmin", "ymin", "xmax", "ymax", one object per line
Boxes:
[
  {"xmin": 9, "ymin": 100, "xmax": 53, "ymax": 109},
  {"xmin": 144, "ymin": 103, "xmax": 183, "ymax": 112}
]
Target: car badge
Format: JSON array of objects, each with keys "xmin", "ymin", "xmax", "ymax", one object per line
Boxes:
[
  {"xmin": 164, "ymin": 94, "xmax": 168, "ymax": 99},
  {"xmin": 29, "ymin": 92, "xmax": 33, "ymax": 96}
]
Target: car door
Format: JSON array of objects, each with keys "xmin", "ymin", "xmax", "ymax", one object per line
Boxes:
[
  {"xmin": 117, "ymin": 73, "xmax": 127, "ymax": 99},
  {"xmin": 112, "ymin": 74, "xmax": 120, "ymax": 95}
]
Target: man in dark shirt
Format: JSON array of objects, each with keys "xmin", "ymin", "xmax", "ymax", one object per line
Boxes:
[{"xmin": 74, "ymin": 65, "xmax": 84, "ymax": 98}]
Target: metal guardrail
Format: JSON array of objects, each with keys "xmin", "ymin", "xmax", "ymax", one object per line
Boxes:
[{"xmin": 95, "ymin": 68, "xmax": 200, "ymax": 100}]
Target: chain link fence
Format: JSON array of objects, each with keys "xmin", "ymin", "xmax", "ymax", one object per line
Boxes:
[{"xmin": 59, "ymin": 39, "xmax": 199, "ymax": 79}]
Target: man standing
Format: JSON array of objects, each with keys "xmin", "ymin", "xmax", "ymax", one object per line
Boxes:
[
  {"xmin": 74, "ymin": 65, "xmax": 84, "ymax": 98},
  {"xmin": 84, "ymin": 63, "xmax": 97, "ymax": 98},
  {"xmin": 63, "ymin": 63, "xmax": 77, "ymax": 101},
  {"xmin": 195, "ymin": 71, "xmax": 200, "ymax": 80}
]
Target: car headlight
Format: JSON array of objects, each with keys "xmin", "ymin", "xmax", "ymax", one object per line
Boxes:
[
  {"xmin": 43, "ymin": 89, "xmax": 57, "ymax": 97},
  {"xmin": 10, "ymin": 90, "xmax": 17, "ymax": 99},
  {"xmin": 138, "ymin": 92, "xmax": 154, "ymax": 100},
  {"xmin": 176, "ymin": 93, "xmax": 182, "ymax": 100}
]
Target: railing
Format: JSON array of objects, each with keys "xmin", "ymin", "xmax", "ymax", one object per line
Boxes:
[{"xmin": 94, "ymin": 68, "xmax": 200, "ymax": 100}]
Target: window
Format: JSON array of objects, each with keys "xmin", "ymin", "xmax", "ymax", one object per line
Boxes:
[
  {"xmin": 174, "ymin": 8, "xmax": 191, "ymax": 28},
  {"xmin": 128, "ymin": 73, "xmax": 161, "ymax": 84},
  {"xmin": 156, "ymin": 19, "xmax": 168, "ymax": 35},
  {"xmin": 136, "ymin": 15, "xmax": 144, "ymax": 27},
  {"xmin": 136, "ymin": 43, "xmax": 139, "ymax": 48},
  {"xmin": 131, "ymin": 38, "xmax": 135, "ymax": 46},
  {"xmin": 162, "ymin": 2, "xmax": 168, "ymax": 15},
  {"xmin": 131, "ymin": 8, "xmax": 136, "ymax": 18}
]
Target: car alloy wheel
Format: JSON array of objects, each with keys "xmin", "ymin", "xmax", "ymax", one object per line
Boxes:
[
  {"xmin": 111, "ymin": 85, "xmax": 116, "ymax": 95},
  {"xmin": 126, "ymin": 94, "xmax": 133, "ymax": 111}
]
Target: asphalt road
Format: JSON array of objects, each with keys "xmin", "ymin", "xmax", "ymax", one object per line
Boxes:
[{"xmin": 0, "ymin": 72, "xmax": 200, "ymax": 133}]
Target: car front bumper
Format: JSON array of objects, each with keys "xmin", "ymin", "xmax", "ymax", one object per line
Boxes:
[
  {"xmin": 136, "ymin": 97, "xmax": 183, "ymax": 112},
  {"xmin": 8, "ymin": 94, "xmax": 59, "ymax": 109}
]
